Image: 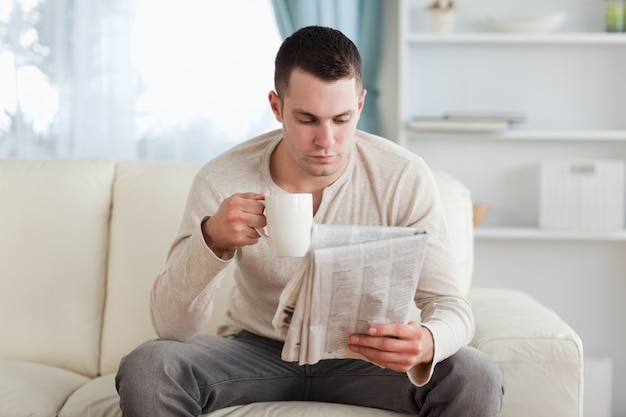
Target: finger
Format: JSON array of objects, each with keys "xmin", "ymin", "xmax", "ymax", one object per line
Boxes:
[
  {"xmin": 368, "ymin": 322, "xmax": 422, "ymax": 340},
  {"xmin": 228, "ymin": 193, "xmax": 266, "ymax": 214},
  {"xmin": 222, "ymin": 194, "xmax": 267, "ymax": 229},
  {"xmin": 235, "ymin": 192, "xmax": 267, "ymax": 207},
  {"xmin": 244, "ymin": 195, "xmax": 269, "ymax": 224},
  {"xmin": 233, "ymin": 192, "xmax": 266, "ymax": 200},
  {"xmin": 205, "ymin": 193, "xmax": 268, "ymax": 253},
  {"xmin": 244, "ymin": 210, "xmax": 266, "ymax": 230},
  {"xmin": 349, "ymin": 344, "xmax": 416, "ymax": 372},
  {"xmin": 350, "ymin": 333, "xmax": 412, "ymax": 353}
]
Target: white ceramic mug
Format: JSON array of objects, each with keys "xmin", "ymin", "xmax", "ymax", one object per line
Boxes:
[{"xmin": 257, "ymin": 193, "xmax": 313, "ymax": 257}]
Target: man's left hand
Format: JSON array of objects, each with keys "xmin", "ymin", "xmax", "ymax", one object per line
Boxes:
[{"xmin": 349, "ymin": 322, "xmax": 434, "ymax": 373}]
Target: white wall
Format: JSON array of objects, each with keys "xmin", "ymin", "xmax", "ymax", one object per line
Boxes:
[{"xmin": 472, "ymin": 239, "xmax": 624, "ymax": 416}]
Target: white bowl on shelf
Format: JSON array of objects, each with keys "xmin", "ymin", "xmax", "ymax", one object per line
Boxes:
[{"xmin": 485, "ymin": 12, "xmax": 566, "ymax": 33}]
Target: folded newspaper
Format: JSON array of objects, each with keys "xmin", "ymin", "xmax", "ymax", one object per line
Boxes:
[{"xmin": 272, "ymin": 223, "xmax": 429, "ymax": 365}]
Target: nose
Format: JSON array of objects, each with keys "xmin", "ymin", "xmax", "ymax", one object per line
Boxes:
[{"xmin": 314, "ymin": 122, "xmax": 335, "ymax": 149}]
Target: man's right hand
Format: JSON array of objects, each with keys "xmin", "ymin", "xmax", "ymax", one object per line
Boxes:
[{"xmin": 201, "ymin": 192, "xmax": 266, "ymax": 258}]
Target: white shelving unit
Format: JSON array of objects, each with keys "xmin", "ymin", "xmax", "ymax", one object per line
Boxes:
[
  {"xmin": 405, "ymin": 32, "xmax": 626, "ymax": 44},
  {"xmin": 386, "ymin": 2, "xmax": 625, "ymax": 415},
  {"xmin": 396, "ymin": 0, "xmax": 626, "ymax": 238},
  {"xmin": 474, "ymin": 226, "xmax": 626, "ymax": 241},
  {"xmin": 407, "ymin": 130, "xmax": 626, "ymax": 141}
]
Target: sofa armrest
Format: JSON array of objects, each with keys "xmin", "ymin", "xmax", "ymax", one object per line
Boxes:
[{"xmin": 467, "ymin": 288, "xmax": 583, "ymax": 417}]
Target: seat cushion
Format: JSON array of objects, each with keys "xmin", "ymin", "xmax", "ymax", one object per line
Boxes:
[
  {"xmin": 60, "ymin": 374, "xmax": 413, "ymax": 417},
  {"xmin": 0, "ymin": 358, "xmax": 89, "ymax": 417},
  {"xmin": 59, "ymin": 374, "xmax": 122, "ymax": 417},
  {"xmin": 0, "ymin": 159, "xmax": 115, "ymax": 377},
  {"xmin": 202, "ymin": 402, "xmax": 413, "ymax": 417}
]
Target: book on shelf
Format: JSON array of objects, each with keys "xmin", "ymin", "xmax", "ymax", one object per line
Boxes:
[
  {"xmin": 444, "ymin": 111, "xmax": 527, "ymax": 123},
  {"xmin": 407, "ymin": 117, "xmax": 509, "ymax": 133},
  {"xmin": 408, "ymin": 111, "xmax": 527, "ymax": 133}
]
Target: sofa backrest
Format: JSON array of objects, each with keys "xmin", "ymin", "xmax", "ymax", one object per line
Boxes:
[
  {"xmin": 0, "ymin": 158, "xmax": 473, "ymax": 378},
  {"xmin": 99, "ymin": 161, "xmax": 202, "ymax": 375},
  {"xmin": 434, "ymin": 171, "xmax": 474, "ymax": 294},
  {"xmin": 0, "ymin": 159, "xmax": 115, "ymax": 378}
]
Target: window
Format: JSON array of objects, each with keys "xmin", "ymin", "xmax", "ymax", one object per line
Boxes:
[{"xmin": 0, "ymin": 0, "xmax": 282, "ymax": 160}]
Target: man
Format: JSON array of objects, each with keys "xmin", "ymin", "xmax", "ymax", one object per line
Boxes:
[{"xmin": 116, "ymin": 25, "xmax": 503, "ymax": 416}]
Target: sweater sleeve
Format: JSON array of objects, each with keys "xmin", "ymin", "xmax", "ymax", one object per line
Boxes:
[
  {"xmin": 150, "ymin": 224, "xmax": 232, "ymax": 341},
  {"xmin": 402, "ymin": 160, "xmax": 475, "ymax": 386},
  {"xmin": 150, "ymin": 170, "xmax": 232, "ymax": 341}
]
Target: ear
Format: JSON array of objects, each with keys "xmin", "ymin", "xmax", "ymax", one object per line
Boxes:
[
  {"xmin": 268, "ymin": 91, "xmax": 283, "ymax": 122},
  {"xmin": 357, "ymin": 89, "xmax": 367, "ymax": 114}
]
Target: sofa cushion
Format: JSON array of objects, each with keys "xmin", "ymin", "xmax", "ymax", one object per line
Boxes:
[
  {"xmin": 61, "ymin": 374, "xmax": 413, "ymax": 417},
  {"xmin": 201, "ymin": 402, "xmax": 412, "ymax": 417},
  {"xmin": 59, "ymin": 374, "xmax": 122, "ymax": 417},
  {"xmin": 432, "ymin": 171, "xmax": 473, "ymax": 294},
  {"xmin": 0, "ymin": 159, "xmax": 115, "ymax": 377},
  {"xmin": 0, "ymin": 358, "xmax": 89, "ymax": 417},
  {"xmin": 99, "ymin": 161, "xmax": 203, "ymax": 375},
  {"xmin": 202, "ymin": 402, "xmax": 412, "ymax": 417},
  {"xmin": 468, "ymin": 288, "xmax": 584, "ymax": 417}
]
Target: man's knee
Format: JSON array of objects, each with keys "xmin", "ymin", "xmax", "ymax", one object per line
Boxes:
[
  {"xmin": 116, "ymin": 339, "xmax": 190, "ymax": 395},
  {"xmin": 445, "ymin": 347, "xmax": 504, "ymax": 409},
  {"xmin": 455, "ymin": 347, "xmax": 503, "ymax": 384},
  {"xmin": 118, "ymin": 340, "xmax": 170, "ymax": 376}
]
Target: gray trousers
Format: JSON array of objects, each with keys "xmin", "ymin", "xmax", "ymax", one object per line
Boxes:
[{"xmin": 115, "ymin": 331, "xmax": 504, "ymax": 417}]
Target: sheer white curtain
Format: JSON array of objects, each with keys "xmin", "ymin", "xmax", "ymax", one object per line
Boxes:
[{"xmin": 0, "ymin": 0, "xmax": 281, "ymax": 161}]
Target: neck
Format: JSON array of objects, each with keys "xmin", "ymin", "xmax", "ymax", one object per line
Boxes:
[{"xmin": 270, "ymin": 141, "xmax": 347, "ymax": 214}]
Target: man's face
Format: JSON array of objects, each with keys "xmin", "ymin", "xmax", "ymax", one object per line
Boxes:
[{"xmin": 269, "ymin": 68, "xmax": 366, "ymax": 183}]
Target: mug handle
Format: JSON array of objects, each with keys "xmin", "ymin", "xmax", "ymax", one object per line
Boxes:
[
  {"xmin": 255, "ymin": 200, "xmax": 270, "ymax": 241},
  {"xmin": 255, "ymin": 226, "xmax": 269, "ymax": 240}
]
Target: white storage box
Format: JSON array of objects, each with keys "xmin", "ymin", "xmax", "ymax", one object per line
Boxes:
[
  {"xmin": 583, "ymin": 356, "xmax": 613, "ymax": 417},
  {"xmin": 539, "ymin": 159, "xmax": 626, "ymax": 230}
]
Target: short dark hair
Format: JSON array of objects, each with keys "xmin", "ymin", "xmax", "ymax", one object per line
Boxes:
[{"xmin": 274, "ymin": 26, "xmax": 363, "ymax": 98}]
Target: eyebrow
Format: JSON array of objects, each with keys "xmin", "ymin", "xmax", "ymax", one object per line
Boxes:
[{"xmin": 292, "ymin": 109, "xmax": 355, "ymax": 119}]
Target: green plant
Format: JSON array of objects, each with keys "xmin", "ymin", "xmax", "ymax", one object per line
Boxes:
[{"xmin": 428, "ymin": 0, "xmax": 455, "ymax": 10}]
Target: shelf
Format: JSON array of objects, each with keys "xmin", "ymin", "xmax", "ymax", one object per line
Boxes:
[
  {"xmin": 406, "ymin": 32, "xmax": 626, "ymax": 45},
  {"xmin": 474, "ymin": 227, "xmax": 626, "ymax": 241},
  {"xmin": 406, "ymin": 129, "xmax": 626, "ymax": 142}
]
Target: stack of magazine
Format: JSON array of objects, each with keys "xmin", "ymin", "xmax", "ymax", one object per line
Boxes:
[
  {"xmin": 408, "ymin": 111, "xmax": 527, "ymax": 133},
  {"xmin": 272, "ymin": 223, "xmax": 428, "ymax": 365}
]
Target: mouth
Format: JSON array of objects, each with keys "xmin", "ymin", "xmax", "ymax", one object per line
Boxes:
[{"xmin": 310, "ymin": 154, "xmax": 335, "ymax": 163}]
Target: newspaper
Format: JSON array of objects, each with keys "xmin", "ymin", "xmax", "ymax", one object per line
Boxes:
[{"xmin": 272, "ymin": 223, "xmax": 428, "ymax": 365}]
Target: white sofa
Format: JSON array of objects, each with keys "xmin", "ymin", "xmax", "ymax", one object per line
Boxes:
[{"xmin": 0, "ymin": 158, "xmax": 584, "ymax": 417}]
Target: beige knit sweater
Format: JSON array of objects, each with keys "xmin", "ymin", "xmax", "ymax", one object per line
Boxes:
[{"xmin": 150, "ymin": 129, "xmax": 474, "ymax": 386}]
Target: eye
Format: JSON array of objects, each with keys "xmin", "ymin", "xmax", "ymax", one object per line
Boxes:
[
  {"xmin": 298, "ymin": 119, "xmax": 315, "ymax": 125},
  {"xmin": 335, "ymin": 118, "xmax": 350, "ymax": 124}
]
